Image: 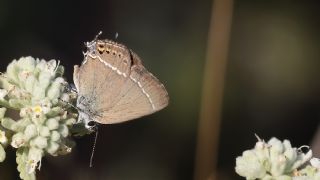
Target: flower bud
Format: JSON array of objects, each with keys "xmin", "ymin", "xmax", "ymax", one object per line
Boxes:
[
  {"xmin": 58, "ymin": 125, "xmax": 69, "ymax": 138},
  {"xmin": 46, "ymin": 118, "xmax": 59, "ymax": 130},
  {"xmin": 39, "ymin": 126, "xmax": 50, "ymax": 137},
  {"xmin": 50, "ymin": 131, "xmax": 61, "ymax": 142},
  {"xmin": 32, "ymin": 136, "xmax": 48, "ymax": 149},
  {"xmin": 46, "ymin": 141, "xmax": 59, "ymax": 155},
  {"xmin": 11, "ymin": 133, "xmax": 26, "ymax": 148},
  {"xmin": 24, "ymin": 124, "xmax": 37, "ymax": 140}
]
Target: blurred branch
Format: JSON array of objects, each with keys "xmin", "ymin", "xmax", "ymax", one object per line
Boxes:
[
  {"xmin": 311, "ymin": 125, "xmax": 320, "ymax": 157},
  {"xmin": 194, "ymin": 0, "xmax": 233, "ymax": 180}
]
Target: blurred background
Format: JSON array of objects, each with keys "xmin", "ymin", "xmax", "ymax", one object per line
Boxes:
[{"xmin": 0, "ymin": 0, "xmax": 320, "ymax": 179}]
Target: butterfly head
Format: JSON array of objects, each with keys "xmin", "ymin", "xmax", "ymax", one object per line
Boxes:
[
  {"xmin": 84, "ymin": 31, "xmax": 104, "ymax": 57},
  {"xmin": 85, "ymin": 40, "xmax": 97, "ymax": 56}
]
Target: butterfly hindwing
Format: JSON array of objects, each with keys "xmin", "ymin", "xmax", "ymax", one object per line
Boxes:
[{"xmin": 74, "ymin": 39, "xmax": 169, "ymax": 124}]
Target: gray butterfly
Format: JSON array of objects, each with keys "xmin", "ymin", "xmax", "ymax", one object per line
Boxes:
[{"xmin": 73, "ymin": 37, "xmax": 169, "ymax": 129}]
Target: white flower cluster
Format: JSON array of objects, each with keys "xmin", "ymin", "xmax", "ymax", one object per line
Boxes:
[
  {"xmin": 235, "ymin": 137, "xmax": 320, "ymax": 180},
  {"xmin": 0, "ymin": 57, "xmax": 79, "ymax": 180}
]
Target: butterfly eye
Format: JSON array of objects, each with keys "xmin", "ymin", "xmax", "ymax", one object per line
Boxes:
[{"xmin": 87, "ymin": 121, "xmax": 96, "ymax": 128}]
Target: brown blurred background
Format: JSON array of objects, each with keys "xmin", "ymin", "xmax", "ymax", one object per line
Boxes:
[{"xmin": 0, "ymin": 0, "xmax": 320, "ymax": 179}]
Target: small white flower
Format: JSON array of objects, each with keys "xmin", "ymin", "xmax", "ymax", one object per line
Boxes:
[
  {"xmin": 37, "ymin": 59, "xmax": 59, "ymax": 76},
  {"xmin": 47, "ymin": 60, "xmax": 60, "ymax": 75},
  {"xmin": 0, "ymin": 57, "xmax": 79, "ymax": 179},
  {"xmin": 17, "ymin": 56, "xmax": 36, "ymax": 72},
  {"xmin": 235, "ymin": 150, "xmax": 267, "ymax": 179},
  {"xmin": 20, "ymin": 107, "xmax": 32, "ymax": 117},
  {"xmin": 24, "ymin": 124, "xmax": 37, "ymax": 140},
  {"xmin": 236, "ymin": 137, "xmax": 315, "ymax": 179},
  {"xmin": 18, "ymin": 70, "xmax": 32, "ymax": 81},
  {"xmin": 0, "ymin": 89, "xmax": 7, "ymax": 99},
  {"xmin": 0, "ymin": 130, "xmax": 7, "ymax": 145},
  {"xmin": 50, "ymin": 131, "xmax": 61, "ymax": 142},
  {"xmin": 39, "ymin": 99, "xmax": 52, "ymax": 114},
  {"xmin": 32, "ymin": 105, "xmax": 43, "ymax": 115},
  {"xmin": 31, "ymin": 105, "xmax": 46, "ymax": 125},
  {"xmin": 46, "ymin": 141, "xmax": 59, "ymax": 155},
  {"xmin": 39, "ymin": 126, "xmax": 50, "ymax": 137},
  {"xmin": 46, "ymin": 118, "xmax": 59, "ymax": 130},
  {"xmin": 32, "ymin": 136, "xmax": 48, "ymax": 149},
  {"xmin": 0, "ymin": 107, "xmax": 6, "ymax": 119},
  {"xmin": 26, "ymin": 148, "xmax": 43, "ymax": 174},
  {"xmin": 11, "ymin": 133, "xmax": 26, "ymax": 148},
  {"xmin": 58, "ymin": 125, "xmax": 69, "ymax": 138}
]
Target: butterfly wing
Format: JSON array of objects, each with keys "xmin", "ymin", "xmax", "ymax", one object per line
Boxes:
[
  {"xmin": 74, "ymin": 40, "xmax": 169, "ymax": 124},
  {"xmin": 96, "ymin": 51, "xmax": 169, "ymax": 124}
]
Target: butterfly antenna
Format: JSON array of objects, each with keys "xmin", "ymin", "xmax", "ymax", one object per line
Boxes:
[
  {"xmin": 94, "ymin": 31, "xmax": 103, "ymax": 41},
  {"xmin": 90, "ymin": 126, "xmax": 99, "ymax": 168}
]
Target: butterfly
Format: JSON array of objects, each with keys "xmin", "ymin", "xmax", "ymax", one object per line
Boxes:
[{"xmin": 73, "ymin": 35, "xmax": 169, "ymax": 130}]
